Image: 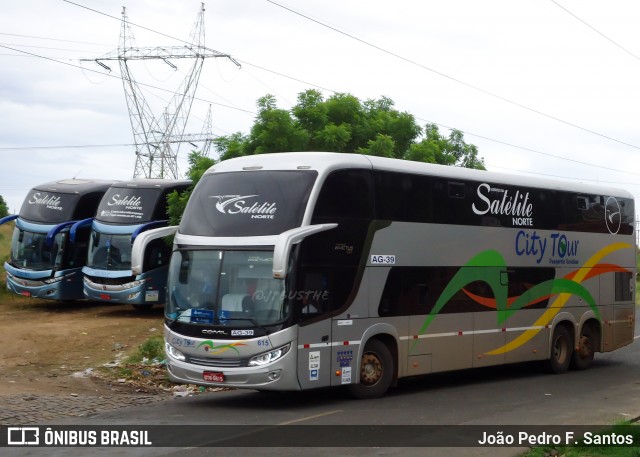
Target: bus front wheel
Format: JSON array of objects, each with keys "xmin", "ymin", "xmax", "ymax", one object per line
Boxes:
[
  {"xmin": 349, "ymin": 339, "xmax": 394, "ymax": 399},
  {"xmin": 547, "ymin": 325, "xmax": 573, "ymax": 374}
]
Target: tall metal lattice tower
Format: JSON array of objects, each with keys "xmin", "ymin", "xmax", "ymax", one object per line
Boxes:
[{"xmin": 84, "ymin": 4, "xmax": 238, "ymax": 179}]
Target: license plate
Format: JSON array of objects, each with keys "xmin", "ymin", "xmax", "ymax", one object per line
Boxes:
[
  {"xmin": 99, "ymin": 294, "xmax": 111, "ymax": 300},
  {"xmin": 20, "ymin": 291, "xmax": 31, "ymax": 297},
  {"xmin": 203, "ymin": 371, "xmax": 224, "ymax": 383}
]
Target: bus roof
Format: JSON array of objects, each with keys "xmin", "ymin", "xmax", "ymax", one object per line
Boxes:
[
  {"xmin": 106, "ymin": 178, "xmax": 192, "ymax": 190},
  {"xmin": 206, "ymin": 152, "xmax": 634, "ymax": 199},
  {"xmin": 30, "ymin": 178, "xmax": 117, "ymax": 195}
]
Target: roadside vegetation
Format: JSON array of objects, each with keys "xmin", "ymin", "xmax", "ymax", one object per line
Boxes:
[{"xmin": 0, "ymin": 221, "xmax": 13, "ymax": 299}]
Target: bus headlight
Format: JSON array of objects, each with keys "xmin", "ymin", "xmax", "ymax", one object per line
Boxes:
[
  {"xmin": 248, "ymin": 343, "xmax": 291, "ymax": 367},
  {"xmin": 165, "ymin": 342, "xmax": 186, "ymax": 362}
]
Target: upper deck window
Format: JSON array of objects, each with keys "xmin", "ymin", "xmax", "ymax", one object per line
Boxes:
[
  {"xmin": 312, "ymin": 169, "xmax": 374, "ymax": 221},
  {"xmin": 181, "ymin": 170, "xmax": 317, "ymax": 237}
]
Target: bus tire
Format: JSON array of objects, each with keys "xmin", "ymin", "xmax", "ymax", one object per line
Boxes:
[
  {"xmin": 570, "ymin": 324, "xmax": 595, "ymax": 371},
  {"xmin": 348, "ymin": 339, "xmax": 394, "ymax": 399},
  {"xmin": 546, "ymin": 325, "xmax": 573, "ymax": 374}
]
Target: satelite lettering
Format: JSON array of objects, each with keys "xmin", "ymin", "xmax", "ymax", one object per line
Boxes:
[
  {"xmin": 472, "ymin": 183, "xmax": 533, "ymax": 226},
  {"xmin": 108, "ymin": 194, "xmax": 143, "ymax": 211},
  {"xmin": 212, "ymin": 195, "xmax": 277, "ymax": 219},
  {"xmin": 28, "ymin": 192, "xmax": 63, "ymax": 211}
]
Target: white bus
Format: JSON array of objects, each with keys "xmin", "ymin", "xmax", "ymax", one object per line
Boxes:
[{"xmin": 136, "ymin": 152, "xmax": 636, "ymax": 398}]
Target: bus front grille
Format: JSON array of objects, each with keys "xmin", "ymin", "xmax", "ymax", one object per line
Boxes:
[{"xmin": 187, "ymin": 355, "xmax": 246, "ymax": 368}]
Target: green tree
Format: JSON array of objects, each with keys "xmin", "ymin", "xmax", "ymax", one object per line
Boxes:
[
  {"xmin": 213, "ymin": 90, "xmax": 483, "ymax": 169},
  {"xmin": 167, "ymin": 151, "xmax": 215, "ymax": 226},
  {"xmin": 169, "ymin": 91, "xmax": 486, "ymax": 221},
  {"xmin": 215, "ymin": 132, "xmax": 248, "ymax": 162},
  {"xmin": 246, "ymin": 95, "xmax": 308, "ymax": 154},
  {"xmin": 0, "ymin": 195, "xmax": 8, "ymax": 218}
]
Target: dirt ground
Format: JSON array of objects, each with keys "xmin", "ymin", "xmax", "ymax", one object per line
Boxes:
[{"xmin": 0, "ymin": 294, "xmax": 167, "ymax": 397}]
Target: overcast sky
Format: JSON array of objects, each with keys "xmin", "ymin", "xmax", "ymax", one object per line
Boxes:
[{"xmin": 1, "ymin": 0, "xmax": 639, "ymax": 218}]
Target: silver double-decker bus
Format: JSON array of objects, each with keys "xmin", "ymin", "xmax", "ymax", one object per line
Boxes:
[{"xmin": 134, "ymin": 152, "xmax": 636, "ymax": 398}]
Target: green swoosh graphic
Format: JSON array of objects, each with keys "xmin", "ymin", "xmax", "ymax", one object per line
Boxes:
[
  {"xmin": 499, "ymin": 278, "xmax": 598, "ymax": 323},
  {"xmin": 411, "ymin": 249, "xmax": 604, "ymax": 353},
  {"xmin": 413, "ymin": 250, "xmax": 507, "ymax": 347}
]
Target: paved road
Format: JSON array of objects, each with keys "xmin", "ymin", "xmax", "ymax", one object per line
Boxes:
[{"xmin": 3, "ymin": 330, "xmax": 639, "ymax": 457}]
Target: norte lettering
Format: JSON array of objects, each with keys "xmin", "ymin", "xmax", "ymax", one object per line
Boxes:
[
  {"xmin": 472, "ymin": 183, "xmax": 533, "ymax": 226},
  {"xmin": 28, "ymin": 192, "xmax": 63, "ymax": 210}
]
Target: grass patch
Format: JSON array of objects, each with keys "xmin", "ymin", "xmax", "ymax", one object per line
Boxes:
[{"xmin": 126, "ymin": 335, "xmax": 165, "ymax": 364}]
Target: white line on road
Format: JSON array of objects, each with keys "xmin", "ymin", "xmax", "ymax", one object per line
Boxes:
[{"xmin": 278, "ymin": 410, "xmax": 343, "ymax": 425}]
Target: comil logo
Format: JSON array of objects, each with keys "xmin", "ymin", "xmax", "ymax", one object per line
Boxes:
[{"xmin": 210, "ymin": 195, "xmax": 277, "ymax": 219}]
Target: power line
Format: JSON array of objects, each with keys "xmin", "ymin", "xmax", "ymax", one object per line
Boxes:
[
  {"xmin": 0, "ymin": 32, "xmax": 110, "ymax": 47},
  {"xmin": 4, "ymin": 41, "xmax": 640, "ymax": 182},
  {"xmin": 7, "ymin": 4, "xmax": 640, "ymax": 185},
  {"xmin": 0, "ymin": 143, "xmax": 135, "ymax": 151},
  {"xmin": 0, "ymin": 44, "xmax": 255, "ymax": 116},
  {"xmin": 550, "ymin": 0, "xmax": 640, "ymax": 62},
  {"xmin": 419, "ymin": 118, "xmax": 640, "ymax": 177},
  {"xmin": 63, "ymin": 1, "xmax": 640, "ymax": 162},
  {"xmin": 264, "ymin": 0, "xmax": 640, "ymax": 152}
]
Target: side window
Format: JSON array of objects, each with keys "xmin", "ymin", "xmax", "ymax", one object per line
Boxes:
[
  {"xmin": 312, "ymin": 169, "xmax": 374, "ymax": 221},
  {"xmin": 448, "ymin": 182, "xmax": 465, "ymax": 198},
  {"xmin": 379, "ymin": 268, "xmax": 432, "ymax": 317},
  {"xmin": 615, "ymin": 271, "xmax": 633, "ymax": 302},
  {"xmin": 297, "ymin": 267, "xmax": 354, "ymax": 322},
  {"xmin": 374, "ymin": 171, "xmax": 433, "ymax": 222},
  {"xmin": 143, "ymin": 238, "xmax": 172, "ymax": 271}
]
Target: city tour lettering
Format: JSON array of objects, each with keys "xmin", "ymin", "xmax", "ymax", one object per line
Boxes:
[
  {"xmin": 472, "ymin": 183, "xmax": 533, "ymax": 226},
  {"xmin": 515, "ymin": 230, "xmax": 579, "ymax": 265}
]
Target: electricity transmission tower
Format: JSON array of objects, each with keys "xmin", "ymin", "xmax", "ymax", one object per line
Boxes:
[{"xmin": 83, "ymin": 3, "xmax": 239, "ymax": 179}]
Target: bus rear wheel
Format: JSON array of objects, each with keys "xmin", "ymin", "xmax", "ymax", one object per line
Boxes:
[
  {"xmin": 349, "ymin": 339, "xmax": 394, "ymax": 399},
  {"xmin": 547, "ymin": 325, "xmax": 573, "ymax": 374},
  {"xmin": 571, "ymin": 325, "xmax": 595, "ymax": 370}
]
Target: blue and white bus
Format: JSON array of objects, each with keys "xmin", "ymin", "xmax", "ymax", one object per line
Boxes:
[
  {"xmin": 82, "ymin": 179, "xmax": 191, "ymax": 309},
  {"xmin": 1, "ymin": 179, "xmax": 116, "ymax": 300}
]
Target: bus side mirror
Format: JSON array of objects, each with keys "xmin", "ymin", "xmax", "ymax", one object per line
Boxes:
[
  {"xmin": 131, "ymin": 226, "xmax": 178, "ymax": 275},
  {"xmin": 272, "ymin": 224, "xmax": 338, "ymax": 279}
]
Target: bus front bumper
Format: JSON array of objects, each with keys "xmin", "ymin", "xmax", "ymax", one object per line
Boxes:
[
  {"xmin": 165, "ymin": 351, "xmax": 301, "ymax": 392},
  {"xmin": 83, "ymin": 277, "xmax": 160, "ymax": 304},
  {"xmin": 6, "ymin": 270, "xmax": 81, "ymax": 301}
]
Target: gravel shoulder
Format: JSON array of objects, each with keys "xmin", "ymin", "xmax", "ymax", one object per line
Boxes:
[{"xmin": 0, "ymin": 294, "xmax": 166, "ymax": 398}]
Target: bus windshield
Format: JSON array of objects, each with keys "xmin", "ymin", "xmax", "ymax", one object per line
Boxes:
[
  {"xmin": 166, "ymin": 250, "xmax": 287, "ymax": 326},
  {"xmin": 10, "ymin": 227, "xmax": 67, "ymax": 271},
  {"xmin": 87, "ymin": 232, "xmax": 132, "ymax": 270}
]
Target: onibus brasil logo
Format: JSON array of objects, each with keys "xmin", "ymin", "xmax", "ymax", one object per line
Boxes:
[{"xmin": 210, "ymin": 195, "xmax": 277, "ymax": 219}]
